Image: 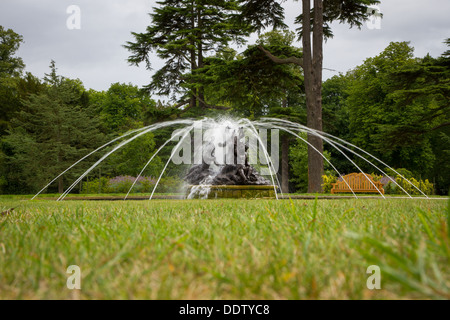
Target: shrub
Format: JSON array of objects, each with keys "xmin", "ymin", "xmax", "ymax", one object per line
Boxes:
[
  {"xmin": 81, "ymin": 177, "xmax": 110, "ymax": 194},
  {"xmin": 383, "ymin": 173, "xmax": 434, "ymax": 196},
  {"xmin": 157, "ymin": 176, "xmax": 184, "ymax": 193},
  {"xmin": 370, "ymin": 173, "xmax": 383, "ymax": 182},
  {"xmin": 385, "ymin": 168, "xmax": 414, "ymax": 180},
  {"xmin": 107, "ymin": 176, "xmax": 136, "ymax": 194},
  {"xmin": 321, "ymin": 174, "xmax": 337, "ymax": 194},
  {"xmin": 81, "ymin": 176, "xmax": 158, "ymax": 194},
  {"xmin": 140, "ymin": 177, "xmax": 157, "ymax": 193}
]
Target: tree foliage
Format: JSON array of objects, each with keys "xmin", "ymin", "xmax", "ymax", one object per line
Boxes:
[
  {"xmin": 241, "ymin": 0, "xmax": 380, "ymax": 193},
  {"xmin": 0, "ymin": 26, "xmax": 26, "ymax": 135},
  {"xmin": 196, "ymin": 30, "xmax": 305, "ymax": 118},
  {"xmin": 95, "ymin": 83, "xmax": 155, "ymax": 132},
  {"xmin": 125, "ymin": 0, "xmax": 249, "ymax": 111},
  {"xmin": 322, "ymin": 41, "xmax": 450, "ymax": 194},
  {"xmin": 295, "ymin": 0, "xmax": 381, "ymax": 39},
  {"xmin": 0, "ymin": 26, "xmax": 24, "ymax": 78},
  {"xmin": 2, "ymin": 62, "xmax": 105, "ymax": 193}
]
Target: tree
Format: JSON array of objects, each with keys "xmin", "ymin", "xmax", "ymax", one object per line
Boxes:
[
  {"xmin": 321, "ymin": 74, "xmax": 354, "ymax": 173},
  {"xmin": 86, "ymin": 84, "xmax": 164, "ymax": 179},
  {"xmin": 443, "ymin": 38, "xmax": 450, "ymax": 58},
  {"xmin": 257, "ymin": 30, "xmax": 307, "ymax": 193},
  {"xmin": 0, "ymin": 26, "xmax": 24, "ymax": 78},
  {"xmin": 125, "ymin": 0, "xmax": 249, "ymax": 113},
  {"xmin": 241, "ymin": 0, "xmax": 380, "ymax": 192},
  {"xmin": 194, "ymin": 30, "xmax": 306, "ymax": 192},
  {"xmin": 105, "ymin": 133, "xmax": 164, "ymax": 178},
  {"xmin": 345, "ymin": 42, "xmax": 423, "ymax": 167},
  {"xmin": 340, "ymin": 41, "xmax": 449, "ymax": 194},
  {"xmin": 197, "ymin": 30, "xmax": 304, "ymax": 117},
  {"xmin": 96, "ymin": 83, "xmax": 156, "ymax": 133},
  {"xmin": 310, "ymin": 41, "xmax": 449, "ymax": 195},
  {"xmin": 0, "ymin": 72, "xmax": 45, "ymax": 194},
  {"xmin": 2, "ymin": 62, "xmax": 105, "ymax": 194},
  {"xmin": 0, "ymin": 26, "xmax": 25, "ymax": 136},
  {"xmin": 290, "ymin": 132, "xmax": 332, "ymax": 193},
  {"xmin": 378, "ymin": 49, "xmax": 449, "ymax": 147}
]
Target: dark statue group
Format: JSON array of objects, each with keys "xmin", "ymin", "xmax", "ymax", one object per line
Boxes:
[{"xmin": 184, "ymin": 132, "xmax": 270, "ymax": 186}]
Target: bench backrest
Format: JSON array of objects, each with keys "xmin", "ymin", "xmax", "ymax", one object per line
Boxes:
[{"xmin": 331, "ymin": 173, "xmax": 384, "ymax": 193}]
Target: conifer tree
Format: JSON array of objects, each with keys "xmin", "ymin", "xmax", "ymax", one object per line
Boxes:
[
  {"xmin": 125, "ymin": 0, "xmax": 249, "ymax": 113},
  {"xmin": 196, "ymin": 30, "xmax": 305, "ymax": 192},
  {"xmin": 241, "ymin": 0, "xmax": 381, "ymax": 192},
  {"xmin": 3, "ymin": 62, "xmax": 105, "ymax": 193}
]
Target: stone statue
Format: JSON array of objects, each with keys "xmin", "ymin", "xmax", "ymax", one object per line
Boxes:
[{"xmin": 184, "ymin": 131, "xmax": 270, "ymax": 186}]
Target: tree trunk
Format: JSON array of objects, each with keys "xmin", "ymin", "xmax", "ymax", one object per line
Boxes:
[
  {"xmin": 197, "ymin": 7, "xmax": 206, "ymax": 109},
  {"xmin": 303, "ymin": 0, "xmax": 324, "ymax": 193},
  {"xmin": 281, "ymin": 97, "xmax": 290, "ymax": 193},
  {"xmin": 254, "ymin": 1, "xmax": 325, "ymax": 193},
  {"xmin": 190, "ymin": 93, "xmax": 197, "ymax": 110},
  {"xmin": 57, "ymin": 124, "xmax": 64, "ymax": 194},
  {"xmin": 98, "ymin": 168, "xmax": 101, "ymax": 194},
  {"xmin": 190, "ymin": 3, "xmax": 197, "ymax": 110},
  {"xmin": 58, "ymin": 153, "xmax": 63, "ymax": 194},
  {"xmin": 281, "ymin": 134, "xmax": 290, "ymax": 193},
  {"xmin": 58, "ymin": 177, "xmax": 63, "ymax": 194}
]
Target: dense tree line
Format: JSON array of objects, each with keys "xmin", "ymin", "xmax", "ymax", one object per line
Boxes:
[
  {"xmin": 0, "ymin": 27, "xmax": 169, "ymax": 194},
  {"xmin": 321, "ymin": 41, "xmax": 449, "ymax": 195}
]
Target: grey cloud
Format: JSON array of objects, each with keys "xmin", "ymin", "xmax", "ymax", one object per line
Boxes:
[
  {"xmin": 0, "ymin": 0, "xmax": 449, "ymax": 92},
  {"xmin": 282, "ymin": 0, "xmax": 449, "ymax": 78},
  {"xmin": 0, "ymin": 0, "xmax": 157, "ymax": 91}
]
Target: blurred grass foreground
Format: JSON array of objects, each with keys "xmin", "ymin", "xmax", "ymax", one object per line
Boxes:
[{"xmin": 0, "ymin": 196, "xmax": 448, "ymax": 300}]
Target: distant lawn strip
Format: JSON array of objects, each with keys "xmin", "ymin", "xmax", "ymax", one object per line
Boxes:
[
  {"xmin": 0, "ymin": 193, "xmax": 184, "ymax": 201},
  {"xmin": 1, "ymin": 193, "xmax": 446, "ymax": 202},
  {"xmin": 0, "ymin": 198, "xmax": 448, "ymax": 299}
]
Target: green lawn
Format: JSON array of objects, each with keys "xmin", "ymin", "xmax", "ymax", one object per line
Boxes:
[{"xmin": 0, "ymin": 196, "xmax": 448, "ymax": 299}]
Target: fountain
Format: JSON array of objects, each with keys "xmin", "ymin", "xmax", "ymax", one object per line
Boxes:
[
  {"xmin": 184, "ymin": 128, "xmax": 277, "ymax": 199},
  {"xmin": 31, "ymin": 117, "xmax": 430, "ymax": 201}
]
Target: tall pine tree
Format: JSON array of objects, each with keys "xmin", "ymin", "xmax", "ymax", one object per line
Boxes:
[
  {"xmin": 242, "ymin": 0, "xmax": 380, "ymax": 192},
  {"xmin": 196, "ymin": 30, "xmax": 306, "ymax": 192},
  {"xmin": 125, "ymin": 0, "xmax": 249, "ymax": 113}
]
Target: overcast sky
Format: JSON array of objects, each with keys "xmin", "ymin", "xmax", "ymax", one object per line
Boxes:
[{"xmin": 1, "ymin": 0, "xmax": 449, "ymax": 96}]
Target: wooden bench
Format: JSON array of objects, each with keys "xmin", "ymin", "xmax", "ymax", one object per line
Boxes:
[{"xmin": 331, "ymin": 173, "xmax": 384, "ymax": 194}]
